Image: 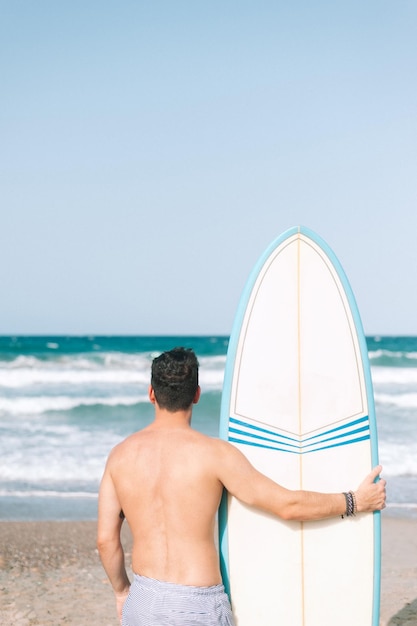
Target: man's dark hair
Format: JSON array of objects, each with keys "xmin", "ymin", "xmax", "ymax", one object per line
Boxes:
[{"xmin": 151, "ymin": 347, "xmax": 199, "ymax": 411}]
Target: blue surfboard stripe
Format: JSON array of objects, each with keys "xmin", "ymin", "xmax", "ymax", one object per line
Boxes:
[
  {"xmin": 228, "ymin": 414, "xmax": 370, "ymax": 453},
  {"xmin": 229, "ymin": 417, "xmax": 300, "ymax": 442},
  {"xmin": 302, "ymin": 415, "xmax": 369, "ymax": 441},
  {"xmin": 229, "ymin": 436, "xmax": 300, "ymax": 454},
  {"xmin": 230, "ymin": 414, "xmax": 369, "ymax": 440},
  {"xmin": 229, "ymin": 432, "xmax": 371, "ymax": 454},
  {"xmin": 229, "ymin": 427, "xmax": 300, "ymax": 450},
  {"xmin": 301, "ymin": 425, "xmax": 370, "ymax": 449}
]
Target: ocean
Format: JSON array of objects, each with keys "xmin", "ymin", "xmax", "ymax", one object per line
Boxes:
[{"xmin": 0, "ymin": 335, "xmax": 415, "ymax": 521}]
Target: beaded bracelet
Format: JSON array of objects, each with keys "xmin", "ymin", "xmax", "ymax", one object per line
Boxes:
[
  {"xmin": 341, "ymin": 491, "xmax": 356, "ymax": 518},
  {"xmin": 350, "ymin": 490, "xmax": 358, "ymax": 515}
]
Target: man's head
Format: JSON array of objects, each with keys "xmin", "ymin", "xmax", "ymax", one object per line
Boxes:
[{"xmin": 150, "ymin": 347, "xmax": 199, "ymax": 411}]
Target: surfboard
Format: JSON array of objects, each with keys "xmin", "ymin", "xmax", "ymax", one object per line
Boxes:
[{"xmin": 219, "ymin": 226, "xmax": 380, "ymax": 626}]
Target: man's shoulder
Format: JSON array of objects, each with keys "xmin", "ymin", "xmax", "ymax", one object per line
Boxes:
[
  {"xmin": 191, "ymin": 431, "xmax": 237, "ymax": 457},
  {"xmin": 190, "ymin": 429, "xmax": 224, "ymax": 444},
  {"xmin": 106, "ymin": 430, "xmax": 143, "ymax": 461}
]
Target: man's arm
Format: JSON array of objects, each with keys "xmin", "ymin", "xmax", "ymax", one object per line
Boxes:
[
  {"xmin": 216, "ymin": 440, "xmax": 386, "ymax": 521},
  {"xmin": 97, "ymin": 460, "xmax": 131, "ymax": 621}
]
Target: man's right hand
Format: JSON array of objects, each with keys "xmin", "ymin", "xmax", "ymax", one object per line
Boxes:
[{"xmin": 354, "ymin": 465, "xmax": 386, "ymax": 513}]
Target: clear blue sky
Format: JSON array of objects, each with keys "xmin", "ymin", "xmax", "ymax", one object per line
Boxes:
[{"xmin": 1, "ymin": 1, "xmax": 416, "ymax": 335}]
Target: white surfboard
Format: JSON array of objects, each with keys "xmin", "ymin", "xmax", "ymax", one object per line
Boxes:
[{"xmin": 219, "ymin": 226, "xmax": 380, "ymax": 626}]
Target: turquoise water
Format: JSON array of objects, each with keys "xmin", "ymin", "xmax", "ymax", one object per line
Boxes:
[{"xmin": 0, "ymin": 335, "xmax": 415, "ymax": 520}]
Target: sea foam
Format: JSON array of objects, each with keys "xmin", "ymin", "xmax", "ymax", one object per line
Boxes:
[{"xmin": 0, "ymin": 395, "xmax": 148, "ymax": 416}]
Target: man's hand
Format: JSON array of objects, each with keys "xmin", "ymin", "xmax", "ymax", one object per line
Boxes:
[
  {"xmin": 115, "ymin": 587, "xmax": 130, "ymax": 624},
  {"xmin": 354, "ymin": 465, "xmax": 386, "ymax": 513}
]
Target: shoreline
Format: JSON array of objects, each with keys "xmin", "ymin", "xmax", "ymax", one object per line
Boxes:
[{"xmin": 0, "ymin": 515, "xmax": 416, "ymax": 625}]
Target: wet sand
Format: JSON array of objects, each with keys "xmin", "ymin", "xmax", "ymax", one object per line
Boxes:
[{"xmin": 0, "ymin": 515, "xmax": 415, "ymax": 625}]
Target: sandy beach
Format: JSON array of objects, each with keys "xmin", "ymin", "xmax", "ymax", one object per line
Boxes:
[{"xmin": 0, "ymin": 515, "xmax": 416, "ymax": 626}]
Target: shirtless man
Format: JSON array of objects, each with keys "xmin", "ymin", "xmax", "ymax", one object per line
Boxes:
[{"xmin": 97, "ymin": 347, "xmax": 386, "ymax": 626}]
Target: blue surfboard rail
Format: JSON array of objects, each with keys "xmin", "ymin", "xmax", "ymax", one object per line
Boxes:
[{"xmin": 219, "ymin": 226, "xmax": 381, "ymax": 624}]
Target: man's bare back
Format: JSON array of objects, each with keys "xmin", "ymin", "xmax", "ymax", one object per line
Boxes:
[
  {"xmin": 107, "ymin": 419, "xmax": 225, "ymax": 586},
  {"xmin": 97, "ymin": 347, "xmax": 386, "ymax": 625}
]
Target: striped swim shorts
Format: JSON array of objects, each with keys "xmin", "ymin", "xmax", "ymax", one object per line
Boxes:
[{"xmin": 121, "ymin": 574, "xmax": 235, "ymax": 626}]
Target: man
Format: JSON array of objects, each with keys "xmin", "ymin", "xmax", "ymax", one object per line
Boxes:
[{"xmin": 97, "ymin": 347, "xmax": 386, "ymax": 626}]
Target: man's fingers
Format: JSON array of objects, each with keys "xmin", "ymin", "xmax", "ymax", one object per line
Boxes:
[{"xmin": 369, "ymin": 465, "xmax": 382, "ymax": 482}]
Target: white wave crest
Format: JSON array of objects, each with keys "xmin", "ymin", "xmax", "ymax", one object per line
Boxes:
[
  {"xmin": 371, "ymin": 367, "xmax": 417, "ymax": 385},
  {"xmin": 375, "ymin": 392, "xmax": 417, "ymax": 409},
  {"xmin": 0, "ymin": 353, "xmax": 225, "ymax": 390},
  {"xmin": 386, "ymin": 503, "xmax": 417, "ymax": 510},
  {"xmin": 379, "ymin": 442, "xmax": 417, "ymax": 477},
  {"xmin": 0, "ymin": 395, "xmax": 147, "ymax": 415},
  {"xmin": 0, "ymin": 489, "xmax": 98, "ymax": 499},
  {"xmin": 0, "ymin": 368, "xmax": 149, "ymax": 388},
  {"xmin": 369, "ymin": 349, "xmax": 417, "ymax": 361}
]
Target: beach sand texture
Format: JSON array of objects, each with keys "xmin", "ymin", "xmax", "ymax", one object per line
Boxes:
[{"xmin": 0, "ymin": 516, "xmax": 416, "ymax": 626}]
